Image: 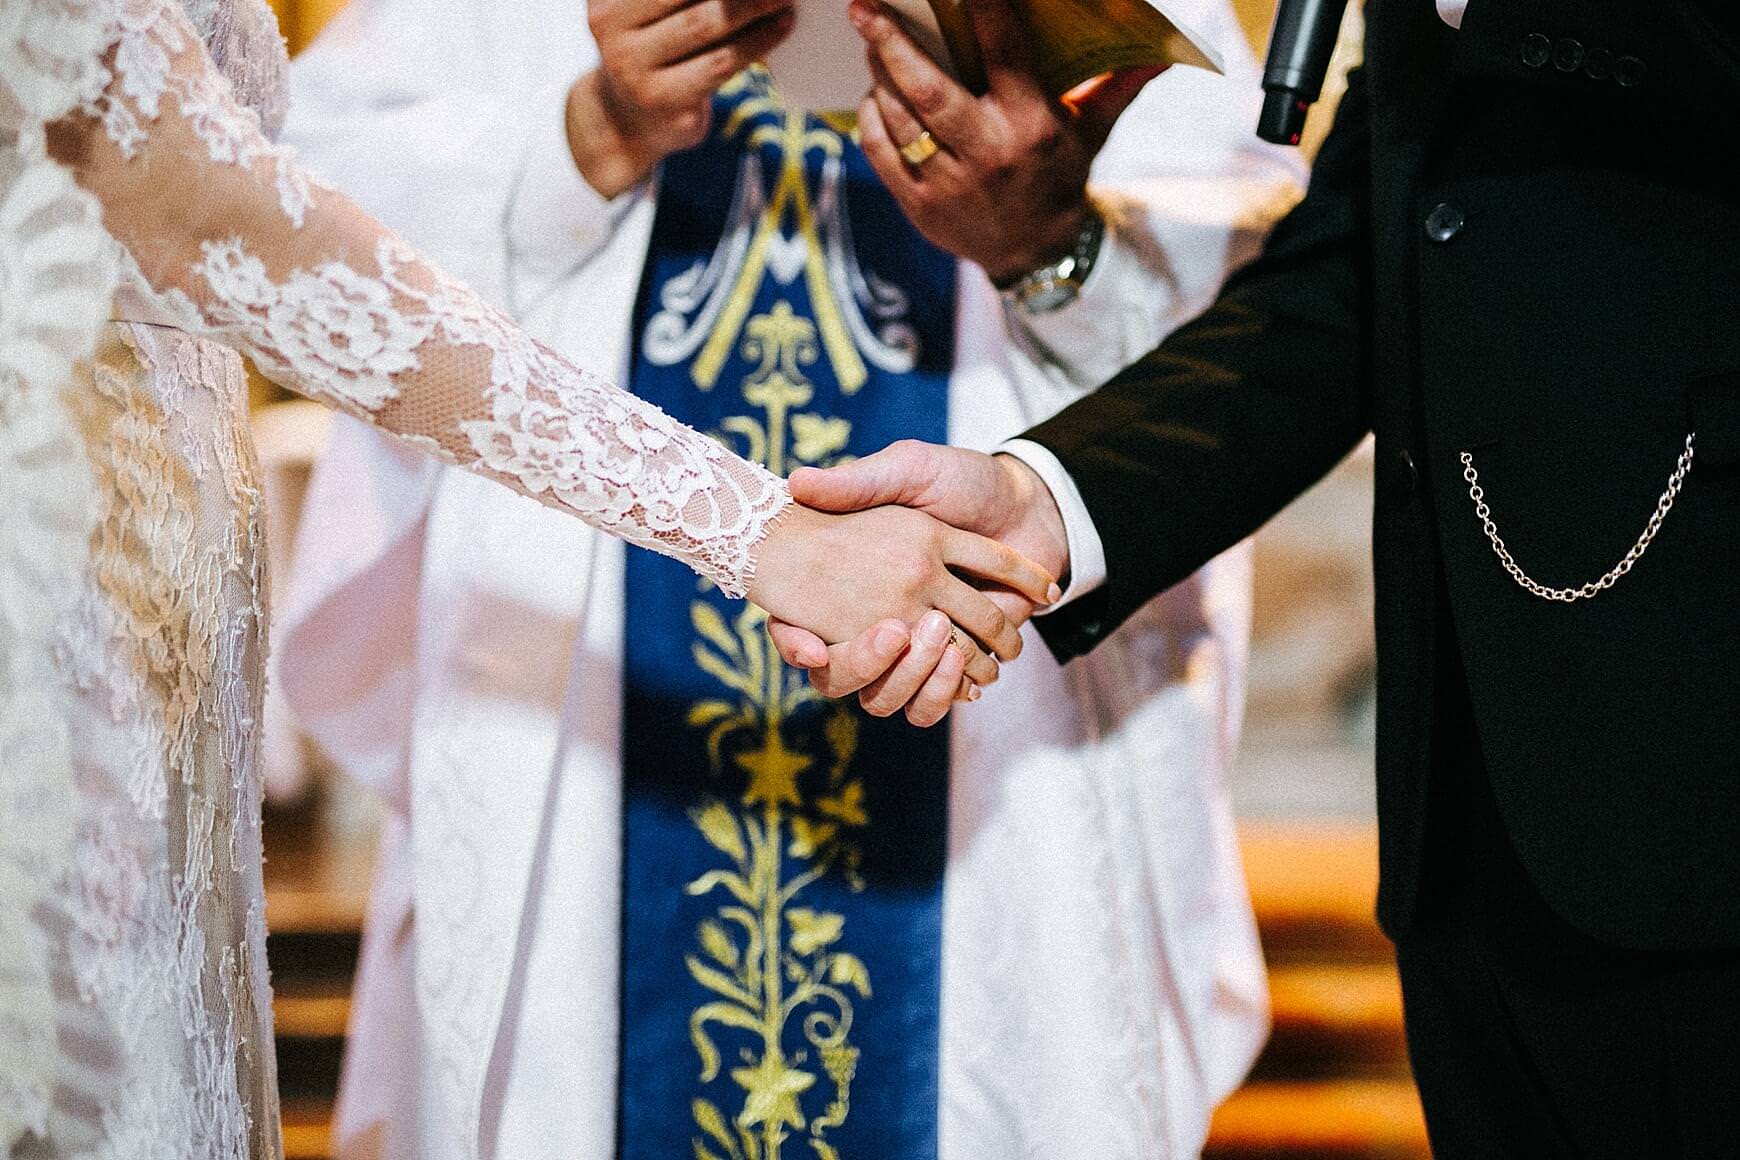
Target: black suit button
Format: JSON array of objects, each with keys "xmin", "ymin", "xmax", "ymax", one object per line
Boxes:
[
  {"xmin": 1614, "ymin": 55, "xmax": 1648, "ymax": 87},
  {"xmin": 1584, "ymin": 47, "xmax": 1615, "ymax": 80},
  {"xmin": 1521, "ymin": 32, "xmax": 1552, "ymax": 68},
  {"xmin": 1552, "ymin": 37, "xmax": 1586, "ymax": 72},
  {"xmin": 1398, "ymin": 448, "xmax": 1420, "ymax": 493},
  {"xmin": 1424, "ymin": 203, "xmax": 1465, "ymax": 243}
]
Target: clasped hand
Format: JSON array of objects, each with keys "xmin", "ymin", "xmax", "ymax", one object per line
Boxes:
[{"xmin": 749, "ymin": 444, "xmax": 1069, "ymax": 727}]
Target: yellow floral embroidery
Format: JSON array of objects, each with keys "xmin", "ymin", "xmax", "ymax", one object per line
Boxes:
[
  {"xmin": 684, "ymin": 595, "xmax": 871, "ymax": 1160},
  {"xmin": 679, "ymin": 87, "xmax": 895, "ymax": 1159}
]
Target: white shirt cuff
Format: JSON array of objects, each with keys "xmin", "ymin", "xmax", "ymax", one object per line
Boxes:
[{"xmin": 997, "ymin": 439, "xmax": 1108, "ymax": 609}]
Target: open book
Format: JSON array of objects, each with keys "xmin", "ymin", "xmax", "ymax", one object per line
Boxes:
[{"xmin": 764, "ymin": 0, "xmax": 1223, "ymax": 113}]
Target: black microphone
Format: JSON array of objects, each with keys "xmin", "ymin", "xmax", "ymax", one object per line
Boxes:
[{"xmin": 1257, "ymin": 0, "xmax": 1350, "ymax": 145}]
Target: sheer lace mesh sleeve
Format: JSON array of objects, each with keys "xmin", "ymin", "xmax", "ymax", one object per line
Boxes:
[{"xmin": 17, "ymin": 0, "xmax": 789, "ymax": 596}]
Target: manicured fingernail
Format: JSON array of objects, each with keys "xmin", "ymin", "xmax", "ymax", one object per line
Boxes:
[
  {"xmin": 847, "ymin": 1, "xmax": 870, "ymax": 29},
  {"xmin": 919, "ymin": 611, "xmax": 950, "ymax": 646},
  {"xmin": 968, "ymin": 685, "xmax": 982, "ymax": 702},
  {"xmin": 1046, "ymin": 582, "xmax": 1064, "ymax": 605},
  {"xmin": 874, "ymin": 623, "xmax": 908, "ymax": 654}
]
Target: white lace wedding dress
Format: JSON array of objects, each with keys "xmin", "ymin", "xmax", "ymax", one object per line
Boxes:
[{"xmin": 0, "ymin": 1, "xmax": 790, "ymax": 1154}]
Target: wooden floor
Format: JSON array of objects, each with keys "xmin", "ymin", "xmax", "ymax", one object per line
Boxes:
[
  {"xmin": 1206, "ymin": 822, "xmax": 1428, "ymax": 1160},
  {"xmin": 264, "ymin": 809, "xmax": 1429, "ymax": 1160}
]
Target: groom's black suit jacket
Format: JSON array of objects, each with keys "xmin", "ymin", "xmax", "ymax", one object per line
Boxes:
[{"xmin": 1027, "ymin": 0, "xmax": 1740, "ymax": 952}]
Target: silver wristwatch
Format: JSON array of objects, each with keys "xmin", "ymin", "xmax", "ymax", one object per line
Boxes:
[{"xmin": 1004, "ymin": 208, "xmax": 1106, "ymax": 315}]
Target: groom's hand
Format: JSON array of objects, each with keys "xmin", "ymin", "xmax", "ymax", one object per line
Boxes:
[
  {"xmin": 794, "ymin": 442, "xmax": 1069, "ymax": 580},
  {"xmin": 769, "ymin": 442, "xmax": 1070, "ymax": 722}
]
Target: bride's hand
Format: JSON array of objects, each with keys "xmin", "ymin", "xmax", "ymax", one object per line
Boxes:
[{"xmin": 747, "ymin": 503, "xmax": 1058, "ymax": 665}]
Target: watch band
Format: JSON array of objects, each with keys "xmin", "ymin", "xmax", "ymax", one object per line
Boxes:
[{"xmin": 1005, "ymin": 207, "xmax": 1106, "ymax": 315}]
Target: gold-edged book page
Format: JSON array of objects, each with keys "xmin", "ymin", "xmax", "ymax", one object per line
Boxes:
[{"xmin": 926, "ymin": 0, "xmax": 1222, "ymax": 97}]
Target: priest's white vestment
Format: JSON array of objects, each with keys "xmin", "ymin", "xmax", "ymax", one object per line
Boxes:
[{"xmin": 278, "ymin": 2, "xmax": 1307, "ymax": 1155}]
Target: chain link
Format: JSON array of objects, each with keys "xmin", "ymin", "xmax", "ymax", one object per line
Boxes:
[{"xmin": 1458, "ymin": 434, "xmax": 1696, "ymax": 603}]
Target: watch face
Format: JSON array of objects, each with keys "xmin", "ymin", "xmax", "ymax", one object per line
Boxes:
[{"xmin": 1021, "ymin": 278, "xmax": 1081, "ymax": 314}]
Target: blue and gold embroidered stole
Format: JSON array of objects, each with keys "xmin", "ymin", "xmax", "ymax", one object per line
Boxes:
[{"xmin": 620, "ymin": 75, "xmax": 957, "ymax": 1160}]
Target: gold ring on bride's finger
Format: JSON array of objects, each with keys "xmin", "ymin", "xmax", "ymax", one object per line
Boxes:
[
  {"xmin": 900, "ymin": 130, "xmax": 940, "ymax": 167},
  {"xmin": 946, "ymin": 625, "xmax": 967, "ymax": 655}
]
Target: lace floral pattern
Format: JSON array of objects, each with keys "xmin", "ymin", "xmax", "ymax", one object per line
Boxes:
[
  {"xmin": 0, "ymin": 122, "xmax": 112, "ymax": 1155},
  {"xmin": 0, "ymin": 376, "xmax": 91, "ymax": 1148},
  {"xmin": 194, "ymin": 236, "xmax": 432, "ymax": 409},
  {"xmin": 0, "ymin": 0, "xmax": 116, "ymax": 128},
  {"xmin": 177, "ymin": 227, "xmax": 790, "ymax": 591},
  {"xmin": 0, "ymin": 140, "xmax": 116, "ymax": 388},
  {"xmin": 14, "ymin": 0, "xmax": 791, "ymax": 597},
  {"xmin": 3, "ymin": 0, "xmax": 793, "ymax": 1153},
  {"xmin": 38, "ymin": 324, "xmax": 276, "ymax": 1160}
]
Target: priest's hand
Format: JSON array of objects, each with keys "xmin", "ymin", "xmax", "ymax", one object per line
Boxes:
[
  {"xmin": 567, "ymin": 0, "xmax": 796, "ymax": 197},
  {"xmin": 766, "ymin": 442, "xmax": 1072, "ymax": 724},
  {"xmin": 847, "ymin": 0, "xmax": 1162, "ymax": 285}
]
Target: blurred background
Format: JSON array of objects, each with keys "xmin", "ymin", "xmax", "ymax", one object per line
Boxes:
[{"xmin": 256, "ymin": 2, "xmax": 1421, "ymax": 1157}]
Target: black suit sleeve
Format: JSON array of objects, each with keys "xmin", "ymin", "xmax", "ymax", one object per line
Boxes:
[{"xmin": 1028, "ymin": 67, "xmax": 1376, "ymax": 662}]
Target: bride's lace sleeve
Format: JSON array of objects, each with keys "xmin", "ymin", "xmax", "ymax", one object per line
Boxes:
[{"xmin": 11, "ymin": 0, "xmax": 790, "ymax": 596}]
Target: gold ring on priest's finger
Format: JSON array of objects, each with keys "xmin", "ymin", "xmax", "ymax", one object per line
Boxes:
[{"xmin": 900, "ymin": 130, "xmax": 940, "ymax": 167}]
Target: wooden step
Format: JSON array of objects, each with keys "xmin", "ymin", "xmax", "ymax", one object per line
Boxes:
[
  {"xmin": 1239, "ymin": 822, "xmax": 1394, "ymax": 966},
  {"xmin": 274, "ymin": 981, "xmax": 353, "ymax": 1041},
  {"xmin": 261, "ymin": 820, "xmax": 1395, "ymax": 954},
  {"xmin": 276, "ymin": 820, "xmax": 1405, "ymax": 952},
  {"xmin": 267, "ymin": 890, "xmax": 368, "ymax": 938},
  {"xmin": 283, "ymin": 1082, "xmax": 1431, "ymax": 1160},
  {"xmin": 1253, "ymin": 964, "xmax": 1410, "ymax": 1081},
  {"xmin": 264, "ymin": 814, "xmax": 1429, "ymax": 1159},
  {"xmin": 264, "ymin": 822, "xmax": 373, "ymax": 937},
  {"xmin": 280, "ymin": 1097, "xmax": 334, "ymax": 1160},
  {"xmin": 1206, "ymin": 1080, "xmax": 1430, "ymax": 1160},
  {"xmin": 275, "ymin": 1036, "xmax": 345, "ymax": 1103}
]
